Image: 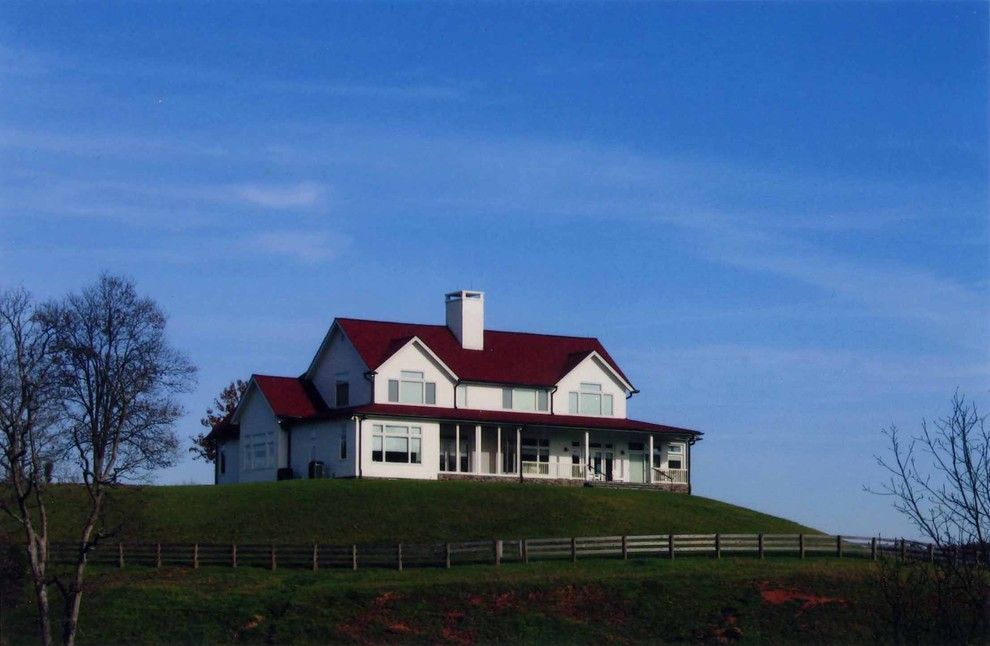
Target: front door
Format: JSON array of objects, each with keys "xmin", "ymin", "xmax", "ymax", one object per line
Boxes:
[
  {"xmin": 593, "ymin": 450, "xmax": 614, "ymax": 481},
  {"xmin": 629, "ymin": 451, "xmax": 646, "ymax": 483}
]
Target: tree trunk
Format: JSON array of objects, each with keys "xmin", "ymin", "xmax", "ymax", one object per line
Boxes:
[{"xmin": 61, "ymin": 496, "xmax": 102, "ymax": 646}]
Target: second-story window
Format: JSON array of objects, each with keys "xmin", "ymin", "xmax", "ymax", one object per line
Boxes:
[
  {"xmin": 567, "ymin": 382, "xmax": 614, "ymax": 416},
  {"xmin": 387, "ymin": 370, "xmax": 437, "ymax": 405},
  {"xmin": 502, "ymin": 387, "xmax": 549, "ymax": 412},
  {"xmin": 335, "ymin": 372, "xmax": 349, "ymax": 407}
]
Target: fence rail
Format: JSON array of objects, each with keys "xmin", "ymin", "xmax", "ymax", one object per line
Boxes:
[{"xmin": 43, "ymin": 533, "xmax": 960, "ymax": 572}]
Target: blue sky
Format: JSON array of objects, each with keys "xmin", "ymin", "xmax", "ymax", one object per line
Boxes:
[{"xmin": 1, "ymin": 3, "xmax": 987, "ymax": 537}]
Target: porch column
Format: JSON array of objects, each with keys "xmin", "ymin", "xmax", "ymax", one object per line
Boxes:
[
  {"xmin": 454, "ymin": 424, "xmax": 460, "ymax": 473},
  {"xmin": 496, "ymin": 426, "xmax": 502, "ymax": 475},
  {"xmin": 516, "ymin": 427, "xmax": 522, "ymax": 481},
  {"xmin": 474, "ymin": 424, "xmax": 482, "ymax": 474},
  {"xmin": 648, "ymin": 435, "xmax": 654, "ymax": 484},
  {"xmin": 584, "ymin": 430, "xmax": 590, "ymax": 481}
]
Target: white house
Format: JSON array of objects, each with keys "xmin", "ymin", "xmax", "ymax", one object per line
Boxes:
[{"xmin": 210, "ymin": 291, "xmax": 701, "ymax": 492}]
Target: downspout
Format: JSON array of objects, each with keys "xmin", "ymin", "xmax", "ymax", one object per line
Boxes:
[
  {"xmin": 548, "ymin": 386, "xmax": 558, "ymax": 414},
  {"xmin": 625, "ymin": 388, "xmax": 640, "ymax": 400},
  {"xmin": 454, "ymin": 379, "xmax": 462, "ymax": 409},
  {"xmin": 686, "ymin": 437, "xmax": 692, "ymax": 495}
]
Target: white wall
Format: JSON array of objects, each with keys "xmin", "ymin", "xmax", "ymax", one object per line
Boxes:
[
  {"xmin": 373, "ymin": 341, "xmax": 456, "ymax": 407},
  {"xmin": 289, "ymin": 419, "xmax": 358, "ymax": 479},
  {"xmin": 553, "ymin": 354, "xmax": 628, "ymax": 419},
  {"xmin": 235, "ymin": 386, "xmax": 286, "ymax": 483},
  {"xmin": 310, "ymin": 326, "xmax": 372, "ymax": 407},
  {"xmin": 216, "ymin": 439, "xmax": 240, "ymax": 484},
  {"xmin": 359, "ymin": 416, "xmax": 440, "ymax": 480}
]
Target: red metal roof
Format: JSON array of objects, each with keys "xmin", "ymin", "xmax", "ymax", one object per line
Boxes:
[
  {"xmin": 339, "ymin": 403, "xmax": 699, "ymax": 436},
  {"xmin": 336, "ymin": 318, "xmax": 633, "ymax": 388},
  {"xmin": 252, "ymin": 374, "xmax": 328, "ymax": 419}
]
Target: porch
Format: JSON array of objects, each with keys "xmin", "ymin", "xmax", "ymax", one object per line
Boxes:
[{"xmin": 436, "ymin": 422, "xmax": 690, "ymax": 489}]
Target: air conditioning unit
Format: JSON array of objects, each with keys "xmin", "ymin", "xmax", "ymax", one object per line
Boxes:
[
  {"xmin": 308, "ymin": 461, "xmax": 325, "ymax": 479},
  {"xmin": 276, "ymin": 467, "xmax": 294, "ymax": 481}
]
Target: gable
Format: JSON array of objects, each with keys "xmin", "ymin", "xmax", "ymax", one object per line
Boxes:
[{"xmin": 335, "ymin": 318, "xmax": 633, "ymax": 388}]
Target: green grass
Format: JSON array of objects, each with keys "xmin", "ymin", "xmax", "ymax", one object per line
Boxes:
[
  {"xmin": 2, "ymin": 557, "xmax": 881, "ymax": 645},
  {"xmin": 33, "ymin": 479, "xmax": 815, "ymax": 544}
]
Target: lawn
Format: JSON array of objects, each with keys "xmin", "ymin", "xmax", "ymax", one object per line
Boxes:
[
  {"xmin": 32, "ymin": 479, "xmax": 815, "ymax": 545},
  {"xmin": 2, "ymin": 557, "xmax": 881, "ymax": 645}
]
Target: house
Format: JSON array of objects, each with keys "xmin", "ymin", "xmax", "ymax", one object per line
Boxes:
[{"xmin": 210, "ymin": 291, "xmax": 701, "ymax": 492}]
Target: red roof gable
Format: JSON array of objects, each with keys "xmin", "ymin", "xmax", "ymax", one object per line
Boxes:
[
  {"xmin": 335, "ymin": 318, "xmax": 633, "ymax": 388},
  {"xmin": 252, "ymin": 374, "xmax": 328, "ymax": 419}
]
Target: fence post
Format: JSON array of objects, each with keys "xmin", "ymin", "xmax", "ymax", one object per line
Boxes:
[
  {"xmin": 397, "ymin": 543, "xmax": 403, "ymax": 572},
  {"xmin": 156, "ymin": 543, "xmax": 162, "ymax": 569},
  {"xmin": 445, "ymin": 543, "xmax": 451, "ymax": 569},
  {"xmin": 231, "ymin": 543, "xmax": 237, "ymax": 568},
  {"xmin": 312, "ymin": 544, "xmax": 319, "ymax": 572},
  {"xmin": 621, "ymin": 535, "xmax": 628, "ymax": 560},
  {"xmin": 836, "ymin": 535, "xmax": 842, "ymax": 558},
  {"xmin": 870, "ymin": 537, "xmax": 877, "ymax": 561},
  {"xmin": 900, "ymin": 538, "xmax": 906, "ymax": 561},
  {"xmin": 270, "ymin": 544, "xmax": 276, "ymax": 571},
  {"xmin": 351, "ymin": 544, "xmax": 357, "ymax": 571},
  {"xmin": 799, "ymin": 534, "xmax": 805, "ymax": 559},
  {"xmin": 758, "ymin": 533, "xmax": 764, "ymax": 559},
  {"xmin": 193, "ymin": 543, "xmax": 199, "ymax": 569},
  {"xmin": 668, "ymin": 533, "xmax": 675, "ymax": 560},
  {"xmin": 118, "ymin": 543, "xmax": 124, "ymax": 569},
  {"xmin": 715, "ymin": 534, "xmax": 721, "ymax": 559},
  {"xmin": 928, "ymin": 544, "xmax": 935, "ymax": 562},
  {"xmin": 494, "ymin": 540, "xmax": 501, "ymax": 566},
  {"xmin": 522, "ymin": 539, "xmax": 529, "ymax": 564},
  {"xmin": 571, "ymin": 537, "xmax": 577, "ymax": 563}
]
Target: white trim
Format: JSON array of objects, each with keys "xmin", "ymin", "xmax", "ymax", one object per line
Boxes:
[{"xmin": 375, "ymin": 336, "xmax": 460, "ymax": 382}]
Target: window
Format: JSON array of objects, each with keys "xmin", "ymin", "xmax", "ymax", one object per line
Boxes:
[
  {"xmin": 335, "ymin": 372, "xmax": 349, "ymax": 407},
  {"xmin": 568, "ymin": 383, "xmax": 614, "ymax": 416},
  {"xmin": 371, "ymin": 425, "xmax": 422, "ymax": 464},
  {"xmin": 388, "ymin": 371, "xmax": 437, "ymax": 405},
  {"xmin": 628, "ymin": 441, "xmax": 645, "ymax": 451},
  {"xmin": 456, "ymin": 385, "xmax": 467, "ymax": 407},
  {"xmin": 521, "ymin": 438, "xmax": 550, "ymax": 465},
  {"xmin": 668, "ymin": 459, "xmax": 683, "ymax": 470},
  {"xmin": 502, "ymin": 387, "xmax": 549, "ymax": 412},
  {"xmin": 668, "ymin": 444, "xmax": 683, "ymax": 454},
  {"xmin": 242, "ymin": 432, "xmax": 275, "ymax": 470},
  {"xmin": 667, "ymin": 443, "xmax": 685, "ymax": 470},
  {"xmin": 339, "ymin": 429, "xmax": 347, "ymax": 460}
]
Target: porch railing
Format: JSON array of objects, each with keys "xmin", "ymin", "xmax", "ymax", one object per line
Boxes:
[{"xmin": 653, "ymin": 468, "xmax": 688, "ymax": 484}]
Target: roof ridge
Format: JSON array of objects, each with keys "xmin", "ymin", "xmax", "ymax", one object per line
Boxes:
[
  {"xmin": 252, "ymin": 373, "xmax": 304, "ymax": 381},
  {"xmin": 337, "ymin": 317, "xmax": 601, "ymax": 342}
]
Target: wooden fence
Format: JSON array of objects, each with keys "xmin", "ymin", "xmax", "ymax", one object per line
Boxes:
[{"xmin": 44, "ymin": 534, "xmax": 962, "ymax": 572}]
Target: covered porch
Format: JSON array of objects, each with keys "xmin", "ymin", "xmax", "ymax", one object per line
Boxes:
[{"xmin": 436, "ymin": 422, "xmax": 691, "ymax": 489}]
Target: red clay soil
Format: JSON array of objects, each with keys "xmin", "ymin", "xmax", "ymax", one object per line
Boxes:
[{"xmin": 757, "ymin": 581, "xmax": 848, "ymax": 614}]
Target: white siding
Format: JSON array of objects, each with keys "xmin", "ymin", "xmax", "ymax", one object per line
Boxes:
[
  {"xmin": 216, "ymin": 439, "xmax": 240, "ymax": 484},
  {"xmin": 235, "ymin": 387, "xmax": 285, "ymax": 483},
  {"xmin": 289, "ymin": 419, "xmax": 358, "ymax": 479},
  {"xmin": 373, "ymin": 341, "xmax": 456, "ymax": 407},
  {"xmin": 553, "ymin": 354, "xmax": 628, "ymax": 419},
  {"xmin": 359, "ymin": 416, "xmax": 440, "ymax": 480},
  {"xmin": 310, "ymin": 326, "xmax": 372, "ymax": 407}
]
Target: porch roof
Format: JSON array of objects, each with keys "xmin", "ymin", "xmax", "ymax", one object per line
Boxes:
[{"xmin": 338, "ymin": 403, "xmax": 701, "ymax": 437}]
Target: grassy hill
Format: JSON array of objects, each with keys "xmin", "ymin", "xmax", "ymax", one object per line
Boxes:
[{"xmin": 35, "ymin": 479, "xmax": 815, "ymax": 544}]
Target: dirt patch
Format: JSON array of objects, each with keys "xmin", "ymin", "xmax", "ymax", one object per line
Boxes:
[
  {"xmin": 758, "ymin": 581, "xmax": 848, "ymax": 614},
  {"xmin": 697, "ymin": 608, "xmax": 744, "ymax": 644}
]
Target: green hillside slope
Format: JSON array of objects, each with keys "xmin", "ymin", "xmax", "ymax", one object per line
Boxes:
[{"xmin": 35, "ymin": 479, "xmax": 815, "ymax": 544}]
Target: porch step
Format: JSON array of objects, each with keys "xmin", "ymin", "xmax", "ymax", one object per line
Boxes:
[{"xmin": 583, "ymin": 481, "xmax": 662, "ymax": 491}]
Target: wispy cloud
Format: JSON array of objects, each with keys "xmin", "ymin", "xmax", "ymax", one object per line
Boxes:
[
  {"xmin": 232, "ymin": 182, "xmax": 326, "ymax": 209},
  {"xmin": 241, "ymin": 230, "xmax": 349, "ymax": 264}
]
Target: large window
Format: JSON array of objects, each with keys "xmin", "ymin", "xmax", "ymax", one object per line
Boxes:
[
  {"xmin": 335, "ymin": 372, "xmax": 349, "ymax": 407},
  {"xmin": 568, "ymin": 383, "xmax": 614, "ymax": 416},
  {"xmin": 339, "ymin": 429, "xmax": 347, "ymax": 460},
  {"xmin": 242, "ymin": 431, "xmax": 275, "ymax": 470},
  {"xmin": 502, "ymin": 387, "xmax": 549, "ymax": 412},
  {"xmin": 667, "ymin": 443, "xmax": 685, "ymax": 470},
  {"xmin": 371, "ymin": 425, "xmax": 422, "ymax": 464},
  {"xmin": 388, "ymin": 371, "xmax": 437, "ymax": 405}
]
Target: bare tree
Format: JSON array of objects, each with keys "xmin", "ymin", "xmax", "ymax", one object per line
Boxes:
[
  {"xmin": 189, "ymin": 379, "xmax": 247, "ymax": 463},
  {"xmin": 49, "ymin": 274, "xmax": 195, "ymax": 646},
  {"xmin": 872, "ymin": 392, "xmax": 990, "ymax": 643},
  {"xmin": 0, "ymin": 288, "xmax": 60, "ymax": 646}
]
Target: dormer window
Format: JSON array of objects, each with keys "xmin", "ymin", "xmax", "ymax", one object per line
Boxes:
[
  {"xmin": 502, "ymin": 387, "xmax": 549, "ymax": 412},
  {"xmin": 388, "ymin": 370, "xmax": 437, "ymax": 405},
  {"xmin": 568, "ymin": 382, "xmax": 614, "ymax": 416}
]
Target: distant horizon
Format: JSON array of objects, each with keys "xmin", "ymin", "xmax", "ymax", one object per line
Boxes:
[{"xmin": 1, "ymin": 2, "xmax": 987, "ymax": 539}]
